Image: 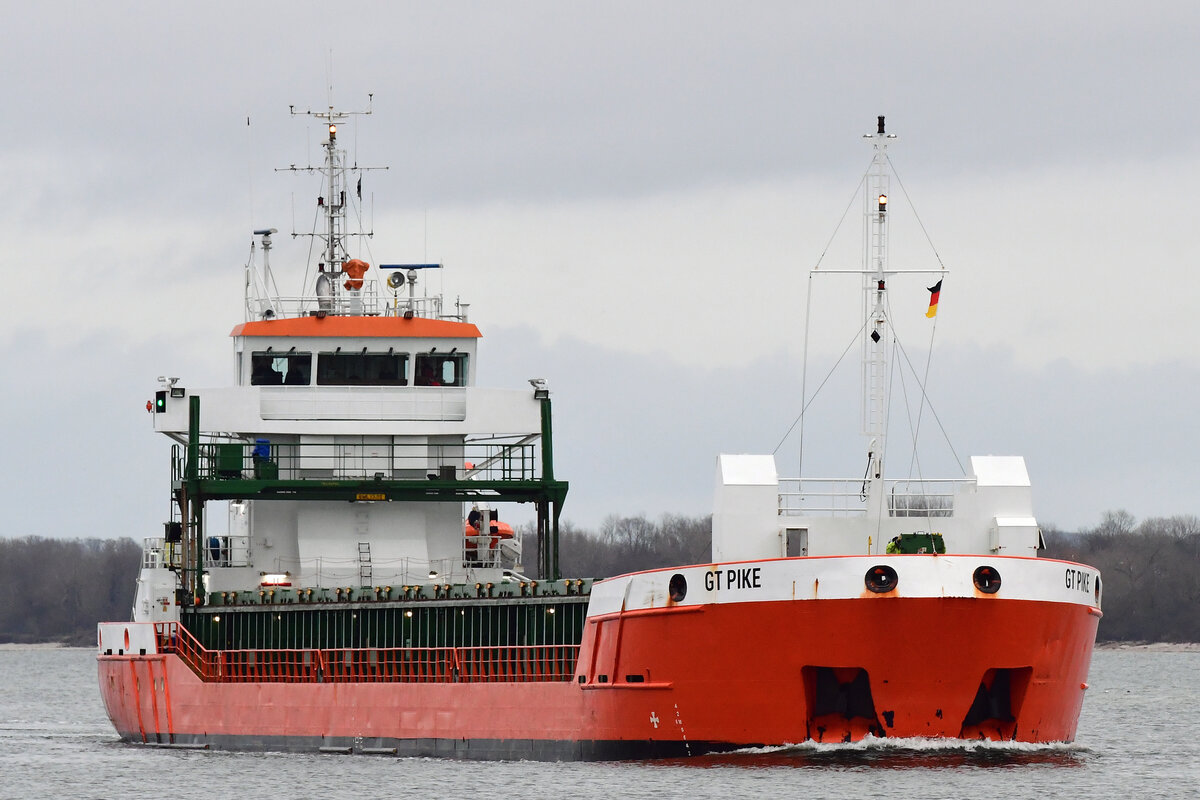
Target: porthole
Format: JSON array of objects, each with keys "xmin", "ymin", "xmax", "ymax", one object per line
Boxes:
[
  {"xmin": 668, "ymin": 573, "xmax": 687, "ymax": 603},
  {"xmin": 865, "ymin": 565, "xmax": 898, "ymax": 593},
  {"xmin": 1094, "ymin": 575, "xmax": 1102, "ymax": 607},
  {"xmin": 973, "ymin": 565, "xmax": 1001, "ymax": 594}
]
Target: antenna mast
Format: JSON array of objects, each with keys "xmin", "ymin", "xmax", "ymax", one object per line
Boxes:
[
  {"xmin": 283, "ymin": 96, "xmax": 378, "ymax": 270},
  {"xmin": 273, "ymin": 95, "xmax": 387, "ymax": 316}
]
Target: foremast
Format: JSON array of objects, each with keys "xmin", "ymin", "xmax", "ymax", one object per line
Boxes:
[{"xmin": 859, "ymin": 116, "xmax": 896, "ymax": 511}]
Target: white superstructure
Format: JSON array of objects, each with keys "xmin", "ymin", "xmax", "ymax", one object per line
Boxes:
[{"xmin": 133, "ymin": 100, "xmax": 564, "ymax": 622}]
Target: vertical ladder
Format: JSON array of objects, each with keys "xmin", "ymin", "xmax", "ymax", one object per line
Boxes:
[
  {"xmin": 358, "ymin": 541, "xmax": 372, "ymax": 585},
  {"xmin": 354, "ymin": 506, "xmax": 371, "ymax": 585},
  {"xmin": 861, "ymin": 133, "xmax": 891, "ymax": 444}
]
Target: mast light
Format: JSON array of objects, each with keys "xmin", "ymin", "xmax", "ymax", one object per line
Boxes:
[{"xmin": 878, "ymin": 194, "xmax": 888, "ymax": 211}]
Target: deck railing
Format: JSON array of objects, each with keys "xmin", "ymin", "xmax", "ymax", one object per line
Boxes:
[
  {"xmin": 247, "ymin": 289, "xmax": 452, "ymax": 322},
  {"xmin": 153, "ymin": 621, "xmax": 578, "ymax": 684},
  {"xmin": 778, "ymin": 478, "xmax": 970, "ymax": 517},
  {"xmin": 142, "ymin": 538, "xmax": 178, "ymax": 569},
  {"xmin": 177, "ymin": 438, "xmax": 539, "ymax": 483}
]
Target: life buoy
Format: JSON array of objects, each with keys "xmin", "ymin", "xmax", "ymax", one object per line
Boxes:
[{"xmin": 342, "ymin": 258, "xmax": 369, "ymax": 290}]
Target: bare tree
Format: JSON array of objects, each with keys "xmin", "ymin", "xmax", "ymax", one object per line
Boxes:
[
  {"xmin": 0, "ymin": 537, "xmax": 142, "ymax": 645},
  {"xmin": 1045, "ymin": 511, "xmax": 1200, "ymax": 642}
]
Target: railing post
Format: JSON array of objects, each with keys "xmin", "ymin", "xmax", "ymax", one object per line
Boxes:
[
  {"xmin": 186, "ymin": 396, "xmax": 205, "ymax": 603},
  {"xmin": 537, "ymin": 393, "xmax": 563, "ymax": 580}
]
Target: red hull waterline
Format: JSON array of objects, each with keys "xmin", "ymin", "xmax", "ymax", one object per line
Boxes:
[{"xmin": 98, "ymin": 559, "xmax": 1101, "ymax": 760}]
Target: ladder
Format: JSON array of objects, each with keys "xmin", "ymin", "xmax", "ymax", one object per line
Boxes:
[{"xmin": 357, "ymin": 541, "xmax": 372, "ymax": 585}]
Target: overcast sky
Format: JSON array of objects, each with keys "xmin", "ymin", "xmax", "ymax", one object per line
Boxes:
[{"xmin": 2, "ymin": 1, "xmax": 1198, "ymax": 542}]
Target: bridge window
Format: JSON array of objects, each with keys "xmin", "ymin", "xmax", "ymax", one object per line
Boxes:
[
  {"xmin": 250, "ymin": 352, "xmax": 312, "ymax": 386},
  {"xmin": 316, "ymin": 352, "xmax": 409, "ymax": 386},
  {"xmin": 415, "ymin": 353, "xmax": 468, "ymax": 387}
]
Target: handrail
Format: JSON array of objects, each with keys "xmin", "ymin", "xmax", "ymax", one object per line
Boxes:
[
  {"xmin": 246, "ymin": 289, "xmax": 454, "ymax": 322},
  {"xmin": 142, "ymin": 538, "xmax": 183, "ymax": 569},
  {"xmin": 778, "ymin": 477, "xmax": 971, "ymax": 517},
  {"xmin": 191, "ymin": 438, "xmax": 540, "ymax": 483},
  {"xmin": 153, "ymin": 621, "xmax": 578, "ymax": 684}
]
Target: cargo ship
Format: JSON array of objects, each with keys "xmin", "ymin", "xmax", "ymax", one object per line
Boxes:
[{"xmin": 97, "ymin": 108, "xmax": 1101, "ymax": 758}]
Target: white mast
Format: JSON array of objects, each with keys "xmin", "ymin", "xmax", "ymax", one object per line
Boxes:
[
  {"xmin": 860, "ymin": 115, "xmax": 896, "ymax": 492},
  {"xmin": 289, "ymin": 98, "xmax": 373, "ymax": 274},
  {"xmin": 255, "ymin": 95, "xmax": 386, "ymax": 318}
]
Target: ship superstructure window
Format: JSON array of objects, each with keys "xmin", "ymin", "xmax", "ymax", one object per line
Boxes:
[
  {"xmin": 250, "ymin": 352, "xmax": 312, "ymax": 386},
  {"xmin": 415, "ymin": 353, "xmax": 468, "ymax": 387},
  {"xmin": 316, "ymin": 352, "xmax": 409, "ymax": 386}
]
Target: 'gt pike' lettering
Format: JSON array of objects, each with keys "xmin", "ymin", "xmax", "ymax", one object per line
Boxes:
[{"xmin": 704, "ymin": 567, "xmax": 762, "ymax": 591}]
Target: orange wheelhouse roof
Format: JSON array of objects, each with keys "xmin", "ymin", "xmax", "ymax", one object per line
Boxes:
[{"xmin": 230, "ymin": 316, "xmax": 482, "ymax": 339}]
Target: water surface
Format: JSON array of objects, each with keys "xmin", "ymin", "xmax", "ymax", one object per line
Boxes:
[{"xmin": 0, "ymin": 648, "xmax": 1193, "ymax": 799}]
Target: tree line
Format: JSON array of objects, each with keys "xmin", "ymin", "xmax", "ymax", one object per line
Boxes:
[
  {"xmin": 550, "ymin": 510, "xmax": 1200, "ymax": 643},
  {"xmin": 1042, "ymin": 511, "xmax": 1200, "ymax": 642},
  {"xmin": 1, "ymin": 510, "xmax": 1196, "ymax": 644},
  {"xmin": 0, "ymin": 536, "xmax": 142, "ymax": 645},
  {"xmin": 554, "ymin": 513, "xmax": 713, "ymax": 579}
]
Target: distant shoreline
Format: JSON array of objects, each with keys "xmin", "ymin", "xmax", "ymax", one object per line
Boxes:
[{"xmin": 0, "ymin": 642, "xmax": 80, "ymax": 651}]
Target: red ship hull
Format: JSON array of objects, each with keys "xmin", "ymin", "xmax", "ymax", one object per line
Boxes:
[{"xmin": 99, "ymin": 588, "xmax": 1099, "ymax": 758}]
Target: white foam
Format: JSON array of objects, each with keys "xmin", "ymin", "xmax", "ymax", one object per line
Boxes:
[{"xmin": 731, "ymin": 735, "xmax": 1086, "ymax": 755}]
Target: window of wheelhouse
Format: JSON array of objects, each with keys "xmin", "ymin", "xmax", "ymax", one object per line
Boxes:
[
  {"xmin": 316, "ymin": 351, "xmax": 409, "ymax": 386},
  {"xmin": 415, "ymin": 352, "xmax": 468, "ymax": 387},
  {"xmin": 250, "ymin": 351, "xmax": 312, "ymax": 386}
]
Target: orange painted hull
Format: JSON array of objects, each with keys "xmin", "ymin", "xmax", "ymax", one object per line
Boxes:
[{"xmin": 98, "ymin": 595, "xmax": 1097, "ymax": 758}]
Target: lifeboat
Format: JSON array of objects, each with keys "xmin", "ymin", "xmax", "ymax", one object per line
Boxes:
[{"xmin": 464, "ymin": 517, "xmax": 515, "ymax": 551}]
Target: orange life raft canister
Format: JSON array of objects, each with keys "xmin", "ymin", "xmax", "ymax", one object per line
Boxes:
[{"xmin": 342, "ymin": 259, "xmax": 369, "ymax": 290}]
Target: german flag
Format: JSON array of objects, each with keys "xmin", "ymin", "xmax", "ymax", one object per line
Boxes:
[{"xmin": 925, "ymin": 279, "xmax": 942, "ymax": 318}]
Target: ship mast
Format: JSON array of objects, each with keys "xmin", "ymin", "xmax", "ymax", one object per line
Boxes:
[
  {"xmin": 310, "ymin": 105, "xmax": 352, "ymax": 269},
  {"xmin": 861, "ymin": 116, "xmax": 896, "ymax": 492},
  {"xmin": 292, "ymin": 99, "xmax": 373, "ymax": 267},
  {"xmin": 274, "ymin": 96, "xmax": 385, "ymax": 315}
]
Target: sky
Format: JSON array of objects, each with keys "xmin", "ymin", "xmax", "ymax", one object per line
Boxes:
[{"xmin": 2, "ymin": 1, "xmax": 1198, "ymax": 542}]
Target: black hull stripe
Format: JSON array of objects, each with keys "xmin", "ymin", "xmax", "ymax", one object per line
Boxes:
[{"xmin": 122, "ymin": 732, "xmax": 755, "ymax": 761}]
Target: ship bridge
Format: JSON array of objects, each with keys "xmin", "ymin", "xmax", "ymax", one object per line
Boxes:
[
  {"xmin": 139, "ymin": 107, "xmax": 567, "ymax": 615},
  {"xmin": 149, "ymin": 284, "xmax": 566, "ymax": 604}
]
